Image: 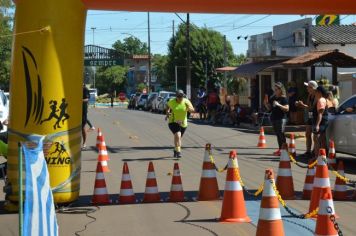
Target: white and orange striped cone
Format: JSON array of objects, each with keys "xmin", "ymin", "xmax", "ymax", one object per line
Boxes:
[
  {"xmin": 220, "ymin": 150, "xmax": 251, "ymax": 223},
  {"xmin": 288, "ymin": 133, "xmax": 297, "ymax": 159},
  {"xmin": 276, "ymin": 143, "xmax": 295, "ymax": 200},
  {"xmin": 96, "ymin": 128, "xmax": 103, "ymax": 150},
  {"xmin": 97, "ymin": 134, "xmax": 110, "ymax": 161},
  {"xmin": 168, "ymin": 163, "xmax": 185, "ymax": 202},
  {"xmin": 333, "ymin": 161, "xmax": 347, "ymax": 201},
  {"xmin": 257, "ymin": 127, "xmax": 267, "ymax": 148},
  {"xmin": 97, "ymin": 144, "xmax": 110, "ymax": 173},
  {"xmin": 197, "ymin": 143, "xmax": 220, "ymax": 201},
  {"xmin": 302, "ymin": 160, "xmax": 315, "ymax": 200},
  {"xmin": 256, "ymin": 169, "xmax": 285, "ymax": 236},
  {"xmin": 328, "ymin": 140, "xmax": 337, "ymax": 170},
  {"xmin": 142, "ymin": 161, "xmax": 161, "ymax": 203},
  {"xmin": 314, "ymin": 188, "xmax": 338, "ymax": 236},
  {"xmin": 119, "ymin": 162, "xmax": 136, "ymax": 204},
  {"xmin": 92, "ymin": 162, "xmax": 111, "ymax": 205},
  {"xmin": 309, "ymin": 149, "xmax": 335, "ymax": 218}
]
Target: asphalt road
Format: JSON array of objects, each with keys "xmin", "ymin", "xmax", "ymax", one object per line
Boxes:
[{"xmin": 1, "ymin": 107, "xmax": 356, "ymax": 236}]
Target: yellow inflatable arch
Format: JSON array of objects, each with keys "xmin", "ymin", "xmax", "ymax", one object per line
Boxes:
[{"xmin": 7, "ymin": 0, "xmax": 356, "ymax": 203}]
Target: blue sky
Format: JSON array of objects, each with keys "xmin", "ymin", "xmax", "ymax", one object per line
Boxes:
[{"xmin": 85, "ymin": 12, "xmax": 356, "ymax": 56}]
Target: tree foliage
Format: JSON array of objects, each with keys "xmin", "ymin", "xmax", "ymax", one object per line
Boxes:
[
  {"xmin": 152, "ymin": 54, "xmax": 168, "ymax": 87},
  {"xmin": 165, "ymin": 24, "xmax": 238, "ymax": 91},
  {"xmin": 112, "ymin": 36, "xmax": 148, "ymax": 55},
  {"xmin": 94, "ymin": 66, "xmax": 128, "ymax": 95},
  {"xmin": 0, "ymin": 0, "xmax": 13, "ymax": 91}
]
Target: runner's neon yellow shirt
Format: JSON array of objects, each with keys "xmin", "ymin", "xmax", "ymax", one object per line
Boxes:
[{"xmin": 167, "ymin": 98, "xmax": 194, "ymax": 128}]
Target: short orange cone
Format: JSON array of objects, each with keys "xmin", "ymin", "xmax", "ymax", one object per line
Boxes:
[
  {"xmin": 168, "ymin": 163, "xmax": 185, "ymax": 202},
  {"xmin": 314, "ymin": 188, "xmax": 338, "ymax": 236},
  {"xmin": 96, "ymin": 128, "xmax": 103, "ymax": 149},
  {"xmin": 302, "ymin": 160, "xmax": 315, "ymax": 200},
  {"xmin": 309, "ymin": 149, "xmax": 332, "ymax": 217},
  {"xmin": 92, "ymin": 162, "xmax": 111, "ymax": 204},
  {"xmin": 333, "ymin": 161, "xmax": 347, "ymax": 201},
  {"xmin": 119, "ymin": 162, "xmax": 136, "ymax": 204},
  {"xmin": 197, "ymin": 143, "xmax": 220, "ymax": 201},
  {"xmin": 328, "ymin": 140, "xmax": 337, "ymax": 170},
  {"xmin": 256, "ymin": 169, "xmax": 285, "ymax": 236},
  {"xmin": 257, "ymin": 127, "xmax": 267, "ymax": 148},
  {"xmin": 142, "ymin": 161, "xmax": 161, "ymax": 203},
  {"xmin": 288, "ymin": 133, "xmax": 296, "ymax": 158},
  {"xmin": 276, "ymin": 143, "xmax": 295, "ymax": 200},
  {"xmin": 220, "ymin": 150, "xmax": 251, "ymax": 223}
]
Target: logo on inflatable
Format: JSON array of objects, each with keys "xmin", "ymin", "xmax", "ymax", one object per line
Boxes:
[{"xmin": 44, "ymin": 141, "xmax": 72, "ymax": 166}]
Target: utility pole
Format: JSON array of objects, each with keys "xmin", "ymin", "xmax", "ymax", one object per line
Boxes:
[
  {"xmin": 91, "ymin": 27, "xmax": 97, "ymax": 90},
  {"xmin": 172, "ymin": 20, "xmax": 175, "ymax": 40},
  {"xmin": 147, "ymin": 12, "xmax": 151, "ymax": 93},
  {"xmin": 223, "ymin": 35, "xmax": 227, "ymax": 92},
  {"xmin": 186, "ymin": 13, "xmax": 191, "ymax": 99},
  {"xmin": 91, "ymin": 27, "xmax": 96, "ymax": 45}
]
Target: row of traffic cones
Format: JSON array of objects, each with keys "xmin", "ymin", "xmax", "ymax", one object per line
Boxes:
[
  {"xmin": 92, "ymin": 161, "xmax": 185, "ymax": 204},
  {"xmin": 257, "ymin": 127, "xmax": 338, "ymax": 167},
  {"xmin": 257, "ymin": 149, "xmax": 339, "ymax": 236}
]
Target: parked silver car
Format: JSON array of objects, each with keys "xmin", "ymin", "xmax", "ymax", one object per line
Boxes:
[
  {"xmin": 151, "ymin": 91, "xmax": 175, "ymax": 112},
  {"xmin": 157, "ymin": 94, "xmax": 176, "ymax": 114},
  {"xmin": 327, "ymin": 95, "xmax": 356, "ymax": 155}
]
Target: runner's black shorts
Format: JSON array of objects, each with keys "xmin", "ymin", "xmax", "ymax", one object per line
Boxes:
[{"xmin": 168, "ymin": 123, "xmax": 186, "ymax": 136}]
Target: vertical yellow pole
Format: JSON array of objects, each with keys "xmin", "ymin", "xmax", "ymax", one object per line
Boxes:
[{"xmin": 6, "ymin": 0, "xmax": 87, "ymax": 204}]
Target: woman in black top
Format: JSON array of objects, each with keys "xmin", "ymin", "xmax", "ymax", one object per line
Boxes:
[{"xmin": 264, "ymin": 82, "xmax": 289, "ymax": 156}]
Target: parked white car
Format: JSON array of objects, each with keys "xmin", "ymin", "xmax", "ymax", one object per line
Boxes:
[{"xmin": 327, "ymin": 95, "xmax": 356, "ymax": 155}]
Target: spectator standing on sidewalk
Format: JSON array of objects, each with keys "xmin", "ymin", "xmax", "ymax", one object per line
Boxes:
[
  {"xmin": 206, "ymin": 88, "xmax": 220, "ymax": 123},
  {"xmin": 312, "ymin": 86, "xmax": 329, "ymax": 158},
  {"xmin": 296, "ymin": 80, "xmax": 317, "ymax": 159},
  {"xmin": 196, "ymin": 86, "xmax": 207, "ymax": 120},
  {"xmin": 264, "ymin": 82, "xmax": 289, "ymax": 156}
]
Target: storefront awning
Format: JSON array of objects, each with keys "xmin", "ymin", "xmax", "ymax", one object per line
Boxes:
[
  {"xmin": 282, "ymin": 50, "xmax": 356, "ymax": 67},
  {"xmin": 233, "ymin": 59, "xmax": 287, "ymax": 77}
]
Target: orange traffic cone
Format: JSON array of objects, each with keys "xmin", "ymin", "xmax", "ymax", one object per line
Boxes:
[
  {"xmin": 142, "ymin": 161, "xmax": 161, "ymax": 203},
  {"xmin": 168, "ymin": 163, "xmax": 185, "ymax": 202},
  {"xmin": 257, "ymin": 127, "xmax": 267, "ymax": 148},
  {"xmin": 288, "ymin": 133, "xmax": 296, "ymax": 159},
  {"xmin": 302, "ymin": 160, "xmax": 315, "ymax": 200},
  {"xmin": 328, "ymin": 140, "xmax": 337, "ymax": 170},
  {"xmin": 197, "ymin": 143, "xmax": 220, "ymax": 201},
  {"xmin": 276, "ymin": 143, "xmax": 295, "ymax": 200},
  {"xmin": 96, "ymin": 128, "xmax": 103, "ymax": 149},
  {"xmin": 220, "ymin": 150, "xmax": 251, "ymax": 223},
  {"xmin": 97, "ymin": 134, "xmax": 110, "ymax": 161},
  {"xmin": 309, "ymin": 149, "xmax": 332, "ymax": 217},
  {"xmin": 92, "ymin": 162, "xmax": 111, "ymax": 204},
  {"xmin": 333, "ymin": 161, "xmax": 347, "ymax": 201},
  {"xmin": 256, "ymin": 169, "xmax": 285, "ymax": 236},
  {"xmin": 314, "ymin": 188, "xmax": 338, "ymax": 236},
  {"xmin": 119, "ymin": 162, "xmax": 136, "ymax": 204}
]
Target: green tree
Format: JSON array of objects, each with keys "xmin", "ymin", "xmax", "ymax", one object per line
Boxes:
[
  {"xmin": 95, "ymin": 66, "xmax": 128, "ymax": 95},
  {"xmin": 112, "ymin": 36, "xmax": 148, "ymax": 55},
  {"xmin": 0, "ymin": 0, "xmax": 13, "ymax": 91},
  {"xmin": 166, "ymin": 24, "xmax": 237, "ymax": 91},
  {"xmin": 152, "ymin": 54, "xmax": 168, "ymax": 88}
]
